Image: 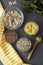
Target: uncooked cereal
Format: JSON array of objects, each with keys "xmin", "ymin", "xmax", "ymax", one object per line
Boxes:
[{"xmin": 16, "ymin": 37, "xmax": 31, "ymax": 52}]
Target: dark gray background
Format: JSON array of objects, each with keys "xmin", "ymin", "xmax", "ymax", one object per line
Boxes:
[
  {"xmin": 0, "ymin": 0, "xmax": 43, "ymax": 65},
  {"xmin": 0, "ymin": 61, "xmax": 3, "ymax": 65}
]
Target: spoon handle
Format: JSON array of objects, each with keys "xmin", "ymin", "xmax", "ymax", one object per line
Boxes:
[{"xmin": 27, "ymin": 43, "xmax": 37, "ymax": 60}]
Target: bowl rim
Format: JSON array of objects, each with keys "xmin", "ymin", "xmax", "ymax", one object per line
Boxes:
[
  {"xmin": 16, "ymin": 37, "xmax": 32, "ymax": 52},
  {"xmin": 3, "ymin": 7, "xmax": 24, "ymax": 30},
  {"xmin": 5, "ymin": 30, "xmax": 18, "ymax": 44},
  {"xmin": 24, "ymin": 21, "xmax": 39, "ymax": 36}
]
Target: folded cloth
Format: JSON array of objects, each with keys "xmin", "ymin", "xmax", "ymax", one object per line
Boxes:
[{"xmin": 0, "ymin": 16, "xmax": 31, "ymax": 65}]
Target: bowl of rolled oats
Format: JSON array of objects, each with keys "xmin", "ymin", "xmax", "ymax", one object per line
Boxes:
[{"xmin": 2, "ymin": 7, "xmax": 24, "ymax": 30}]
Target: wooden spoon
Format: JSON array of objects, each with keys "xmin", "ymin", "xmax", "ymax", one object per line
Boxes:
[{"xmin": 27, "ymin": 36, "xmax": 42, "ymax": 60}]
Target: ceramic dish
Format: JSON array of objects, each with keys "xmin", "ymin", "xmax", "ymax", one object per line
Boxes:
[{"xmin": 24, "ymin": 21, "xmax": 39, "ymax": 35}]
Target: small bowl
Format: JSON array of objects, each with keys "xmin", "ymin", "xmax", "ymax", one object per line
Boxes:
[
  {"xmin": 3, "ymin": 7, "xmax": 24, "ymax": 30},
  {"xmin": 5, "ymin": 30, "xmax": 18, "ymax": 44},
  {"xmin": 16, "ymin": 37, "xmax": 32, "ymax": 52}
]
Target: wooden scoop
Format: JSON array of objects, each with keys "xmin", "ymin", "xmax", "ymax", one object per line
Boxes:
[{"xmin": 27, "ymin": 36, "xmax": 42, "ymax": 60}]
